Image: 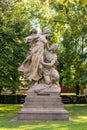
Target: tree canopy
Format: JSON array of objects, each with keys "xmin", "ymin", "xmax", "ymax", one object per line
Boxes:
[{"xmin": 0, "ymin": 0, "xmax": 87, "ymax": 94}]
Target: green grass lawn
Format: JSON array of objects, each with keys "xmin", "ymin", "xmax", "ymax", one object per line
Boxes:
[{"xmin": 0, "ymin": 104, "xmax": 87, "ymax": 130}]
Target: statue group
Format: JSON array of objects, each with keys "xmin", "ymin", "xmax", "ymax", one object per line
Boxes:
[
  {"xmin": 16, "ymin": 29, "xmax": 69, "ymax": 121},
  {"xmin": 18, "ymin": 29, "xmax": 60, "ymax": 93}
]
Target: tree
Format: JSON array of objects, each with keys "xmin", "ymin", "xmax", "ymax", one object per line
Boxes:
[
  {"xmin": 0, "ymin": 0, "xmax": 30, "ymax": 94},
  {"xmin": 57, "ymin": 1, "xmax": 87, "ymax": 94},
  {"xmin": 0, "ymin": 0, "xmax": 87, "ymax": 94}
]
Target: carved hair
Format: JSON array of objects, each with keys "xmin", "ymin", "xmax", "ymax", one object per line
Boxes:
[
  {"xmin": 49, "ymin": 43, "xmax": 58, "ymax": 51},
  {"xmin": 29, "ymin": 28, "xmax": 37, "ymax": 35},
  {"xmin": 41, "ymin": 29, "xmax": 51, "ymax": 35}
]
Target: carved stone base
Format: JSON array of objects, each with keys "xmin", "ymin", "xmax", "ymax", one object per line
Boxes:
[{"xmin": 16, "ymin": 84, "xmax": 69, "ymax": 121}]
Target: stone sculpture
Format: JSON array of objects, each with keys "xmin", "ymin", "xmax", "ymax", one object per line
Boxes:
[
  {"xmin": 18, "ymin": 29, "xmax": 59, "ymax": 92},
  {"xmin": 16, "ymin": 29, "xmax": 69, "ymax": 121}
]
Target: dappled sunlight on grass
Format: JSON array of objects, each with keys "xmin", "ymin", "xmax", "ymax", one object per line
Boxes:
[
  {"xmin": 0, "ymin": 104, "xmax": 87, "ymax": 130},
  {"xmin": 0, "ymin": 104, "xmax": 23, "ymax": 111},
  {"xmin": 64, "ymin": 104, "xmax": 87, "ymax": 124},
  {"xmin": 0, "ymin": 120, "xmax": 87, "ymax": 130},
  {"xmin": 0, "ymin": 104, "xmax": 23, "ymax": 121},
  {"xmin": 73, "ymin": 116, "xmax": 87, "ymax": 122}
]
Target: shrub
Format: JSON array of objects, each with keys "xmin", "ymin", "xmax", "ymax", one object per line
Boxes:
[
  {"xmin": 0, "ymin": 95, "xmax": 26, "ymax": 104},
  {"xmin": 0, "ymin": 94, "xmax": 87, "ymax": 104}
]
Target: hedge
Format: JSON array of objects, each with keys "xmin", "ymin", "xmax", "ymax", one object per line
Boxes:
[
  {"xmin": 61, "ymin": 95, "xmax": 87, "ymax": 104},
  {"xmin": 0, "ymin": 94, "xmax": 87, "ymax": 104},
  {"xmin": 0, "ymin": 95, "xmax": 26, "ymax": 104}
]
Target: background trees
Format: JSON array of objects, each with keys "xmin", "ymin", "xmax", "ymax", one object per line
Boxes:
[{"xmin": 0, "ymin": 0, "xmax": 87, "ymax": 94}]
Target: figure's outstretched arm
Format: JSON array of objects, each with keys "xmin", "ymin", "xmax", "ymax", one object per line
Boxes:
[
  {"xmin": 24, "ymin": 36, "xmax": 32, "ymax": 43},
  {"xmin": 24, "ymin": 34, "xmax": 39, "ymax": 43}
]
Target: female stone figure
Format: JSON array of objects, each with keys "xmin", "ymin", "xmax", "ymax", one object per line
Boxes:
[{"xmin": 18, "ymin": 29, "xmax": 51, "ymax": 83}]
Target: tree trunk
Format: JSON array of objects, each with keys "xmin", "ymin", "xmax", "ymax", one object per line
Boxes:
[
  {"xmin": 80, "ymin": 88, "xmax": 84, "ymax": 95},
  {"xmin": 59, "ymin": 76, "xmax": 63, "ymax": 88},
  {"xmin": 76, "ymin": 84, "xmax": 80, "ymax": 95},
  {"xmin": 0, "ymin": 86, "xmax": 3, "ymax": 95}
]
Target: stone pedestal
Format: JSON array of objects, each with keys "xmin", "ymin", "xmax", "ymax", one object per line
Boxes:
[{"xmin": 16, "ymin": 84, "xmax": 69, "ymax": 121}]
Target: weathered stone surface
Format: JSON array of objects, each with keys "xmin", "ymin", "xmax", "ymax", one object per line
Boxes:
[
  {"xmin": 16, "ymin": 85, "xmax": 69, "ymax": 121},
  {"xmin": 17, "ymin": 108, "xmax": 69, "ymax": 120}
]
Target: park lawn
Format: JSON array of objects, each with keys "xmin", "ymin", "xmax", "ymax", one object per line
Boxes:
[{"xmin": 0, "ymin": 104, "xmax": 87, "ymax": 130}]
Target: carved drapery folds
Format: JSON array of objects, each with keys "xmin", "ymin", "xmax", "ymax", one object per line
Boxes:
[{"xmin": 18, "ymin": 29, "xmax": 59, "ymax": 90}]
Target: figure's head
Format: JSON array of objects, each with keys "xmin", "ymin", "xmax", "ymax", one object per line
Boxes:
[
  {"xmin": 29, "ymin": 28, "xmax": 37, "ymax": 35},
  {"xmin": 42, "ymin": 29, "xmax": 52, "ymax": 37},
  {"xmin": 49, "ymin": 43, "xmax": 58, "ymax": 51}
]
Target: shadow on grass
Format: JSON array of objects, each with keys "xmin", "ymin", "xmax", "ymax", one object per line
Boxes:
[
  {"xmin": 65, "ymin": 104, "xmax": 87, "ymax": 121},
  {"xmin": 0, "ymin": 120, "xmax": 87, "ymax": 130}
]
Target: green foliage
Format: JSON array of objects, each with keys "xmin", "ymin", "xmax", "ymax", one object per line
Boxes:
[
  {"xmin": 0, "ymin": 0, "xmax": 30, "ymax": 94},
  {"xmin": 0, "ymin": 0, "xmax": 87, "ymax": 94},
  {"xmin": 57, "ymin": 1, "xmax": 87, "ymax": 92}
]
